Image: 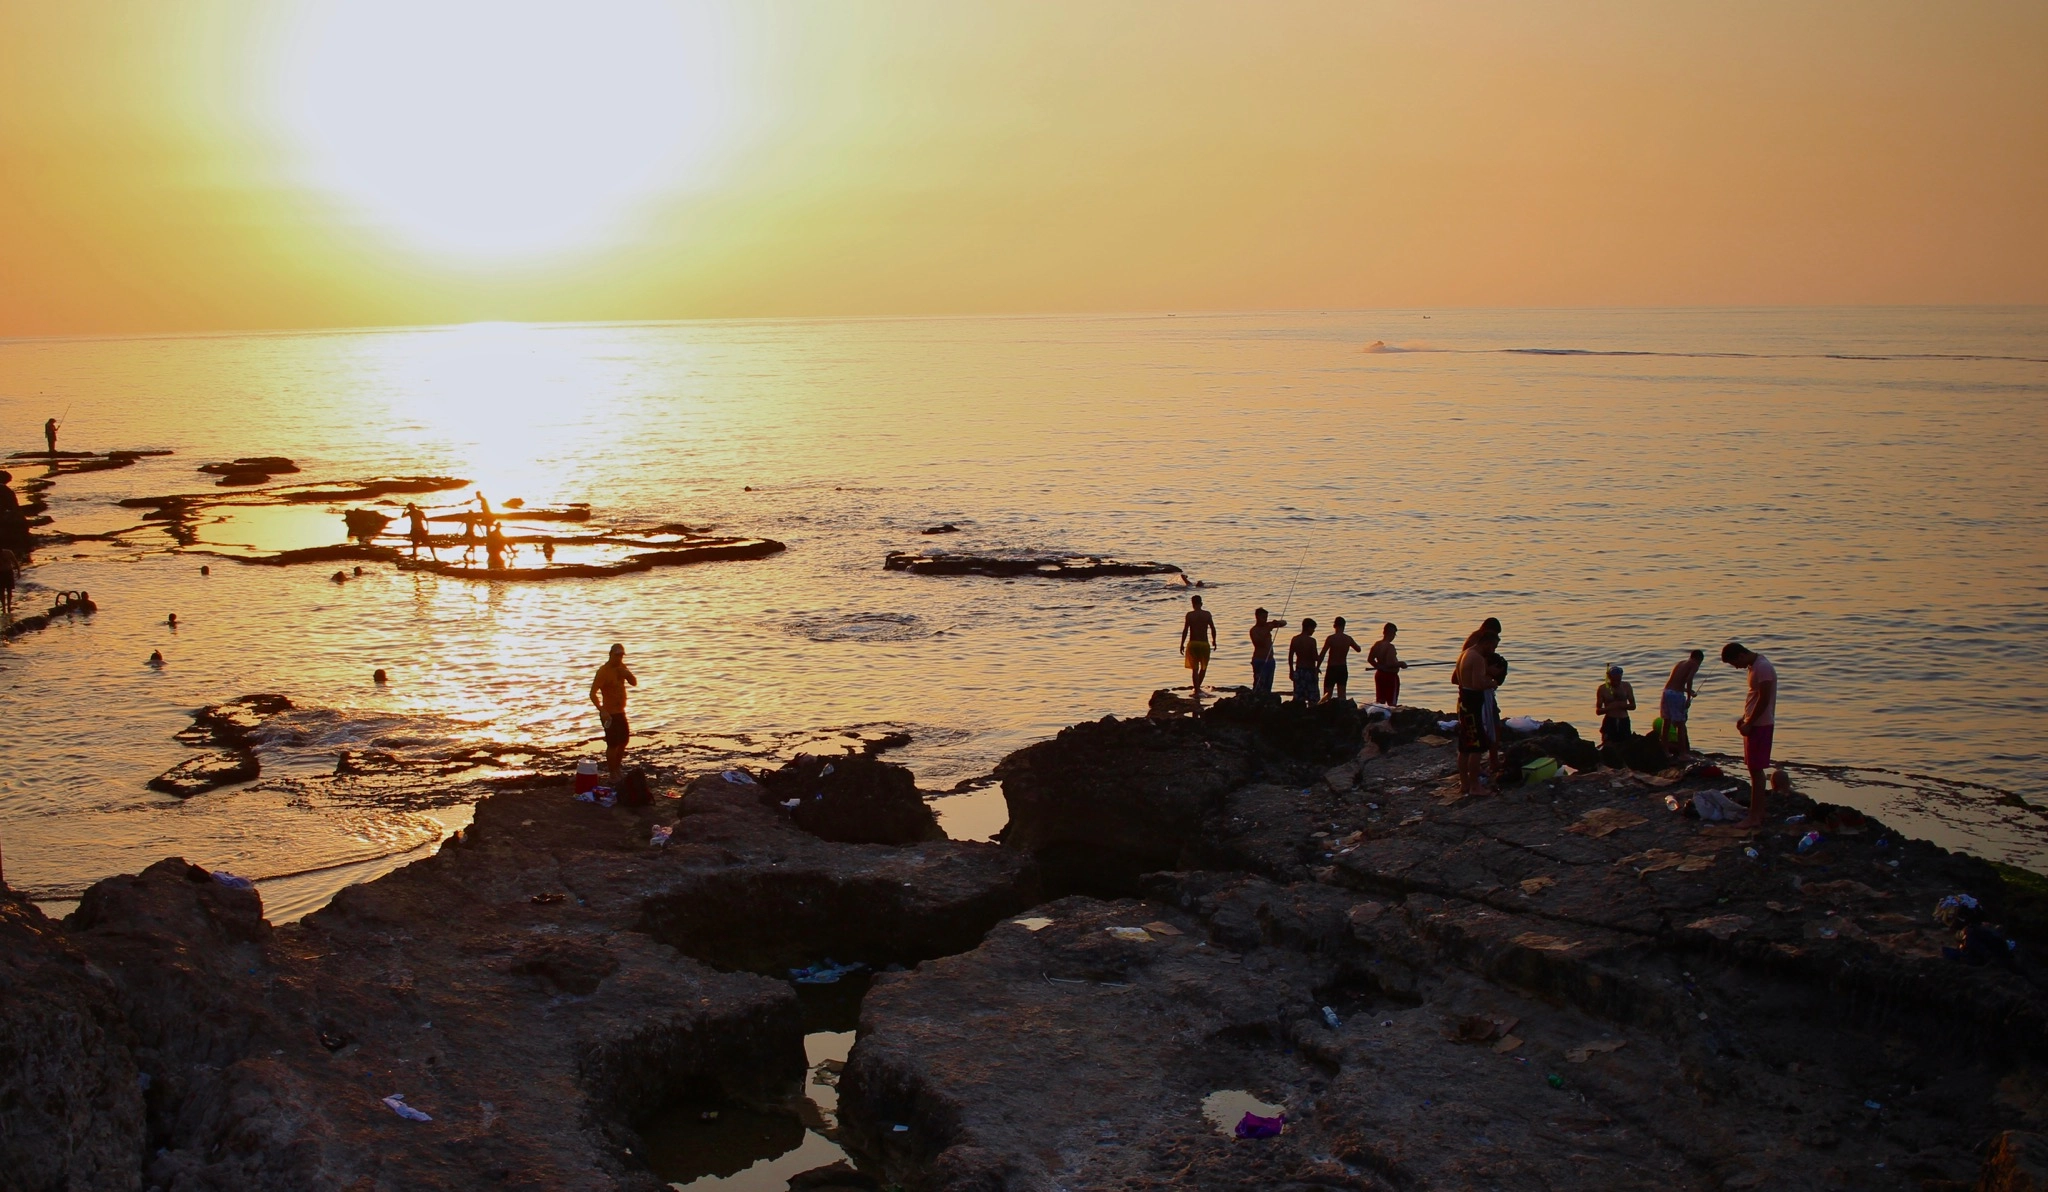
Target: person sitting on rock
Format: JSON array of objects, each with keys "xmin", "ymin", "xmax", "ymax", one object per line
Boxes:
[
  {"xmin": 1289, "ymin": 618, "xmax": 1320, "ymax": 704},
  {"xmin": 1596, "ymin": 665, "xmax": 1636, "ymax": 753}
]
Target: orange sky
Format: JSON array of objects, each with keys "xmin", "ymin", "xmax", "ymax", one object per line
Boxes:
[{"xmin": 2, "ymin": 0, "xmax": 2044, "ymax": 336}]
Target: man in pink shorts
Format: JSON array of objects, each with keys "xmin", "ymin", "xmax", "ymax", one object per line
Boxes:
[{"xmin": 1721, "ymin": 642, "xmax": 1777, "ymax": 829}]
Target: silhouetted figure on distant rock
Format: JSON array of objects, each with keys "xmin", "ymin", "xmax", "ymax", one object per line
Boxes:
[
  {"xmin": 0, "ymin": 547, "xmax": 17, "ymax": 618},
  {"xmin": 44, "ymin": 418, "xmax": 57, "ymax": 456},
  {"xmin": 0, "ymin": 472, "xmax": 32, "ymax": 561}
]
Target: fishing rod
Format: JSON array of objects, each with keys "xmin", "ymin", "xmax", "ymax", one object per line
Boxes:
[{"xmin": 1276, "ymin": 551, "xmax": 1307, "ymax": 620}]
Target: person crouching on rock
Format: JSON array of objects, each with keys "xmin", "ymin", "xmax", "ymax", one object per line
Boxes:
[{"xmin": 590, "ymin": 643, "xmax": 638, "ymax": 779}]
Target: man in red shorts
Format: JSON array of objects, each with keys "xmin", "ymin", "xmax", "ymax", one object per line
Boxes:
[
  {"xmin": 1367, "ymin": 622, "xmax": 1406, "ymax": 706},
  {"xmin": 1721, "ymin": 642, "xmax": 1777, "ymax": 829}
]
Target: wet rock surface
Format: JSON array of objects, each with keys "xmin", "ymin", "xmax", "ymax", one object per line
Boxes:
[
  {"xmin": 6, "ymin": 689, "xmax": 2048, "ymax": 1190},
  {"xmin": 884, "ymin": 550, "xmax": 1182, "ymax": 579},
  {"xmin": 1, "ymin": 761, "xmax": 1036, "ymax": 1190},
  {"xmin": 841, "ymin": 695, "xmax": 2048, "ymax": 1191},
  {"xmin": 760, "ymin": 754, "xmax": 947, "ymax": 846},
  {"xmin": 0, "ymin": 888, "xmax": 145, "ymax": 1192},
  {"xmin": 148, "ymin": 694, "xmax": 295, "ymax": 796}
]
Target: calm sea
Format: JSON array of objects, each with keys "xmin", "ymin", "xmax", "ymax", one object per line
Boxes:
[{"xmin": 2, "ymin": 308, "xmax": 2044, "ymax": 916}]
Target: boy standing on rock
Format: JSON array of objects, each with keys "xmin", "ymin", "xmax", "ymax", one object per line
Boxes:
[
  {"xmin": 1661, "ymin": 649, "xmax": 1704, "ymax": 757},
  {"xmin": 1179, "ymin": 595, "xmax": 1217, "ymax": 696},
  {"xmin": 1722, "ymin": 642, "xmax": 1778, "ymax": 829},
  {"xmin": 590, "ymin": 643, "xmax": 637, "ymax": 779},
  {"xmin": 1288, "ymin": 618, "xmax": 1320, "ymax": 703},
  {"xmin": 1367, "ymin": 622, "xmax": 1406, "ymax": 706},
  {"xmin": 1247, "ymin": 608, "xmax": 1287, "ymax": 696},
  {"xmin": 1319, "ymin": 616, "xmax": 1361, "ymax": 703}
]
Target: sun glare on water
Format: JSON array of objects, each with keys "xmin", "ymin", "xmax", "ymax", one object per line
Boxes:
[{"xmin": 271, "ymin": 1, "xmax": 739, "ymax": 263}]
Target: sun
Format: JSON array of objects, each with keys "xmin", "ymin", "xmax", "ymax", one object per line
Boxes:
[{"xmin": 270, "ymin": 1, "xmax": 739, "ymax": 264}]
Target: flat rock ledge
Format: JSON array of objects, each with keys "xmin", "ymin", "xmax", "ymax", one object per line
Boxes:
[
  {"xmin": 6, "ymin": 690, "xmax": 2048, "ymax": 1191},
  {"xmin": 0, "ymin": 765, "xmax": 1036, "ymax": 1190},
  {"xmin": 884, "ymin": 550, "xmax": 1181, "ymax": 579}
]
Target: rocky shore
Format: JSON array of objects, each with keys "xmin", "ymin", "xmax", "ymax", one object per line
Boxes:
[{"xmin": 5, "ymin": 693, "xmax": 2046, "ymax": 1191}]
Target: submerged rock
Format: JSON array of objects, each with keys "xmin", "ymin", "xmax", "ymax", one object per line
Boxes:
[
  {"xmin": 150, "ymin": 694, "xmax": 293, "ymax": 795},
  {"xmin": 884, "ymin": 550, "xmax": 1181, "ymax": 579},
  {"xmin": 145, "ymin": 750, "xmax": 259, "ymax": 797}
]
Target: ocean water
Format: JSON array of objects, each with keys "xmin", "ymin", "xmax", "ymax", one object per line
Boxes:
[{"xmin": 2, "ymin": 308, "xmax": 2045, "ymax": 914}]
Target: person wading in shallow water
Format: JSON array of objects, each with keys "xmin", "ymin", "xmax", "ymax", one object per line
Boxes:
[
  {"xmin": 1367, "ymin": 622, "xmax": 1407, "ymax": 706},
  {"xmin": 1247, "ymin": 607, "xmax": 1287, "ymax": 697},
  {"xmin": 1179, "ymin": 594, "xmax": 1217, "ymax": 696},
  {"xmin": 1454, "ymin": 618, "xmax": 1502, "ymax": 796},
  {"xmin": 589, "ymin": 643, "xmax": 638, "ymax": 779},
  {"xmin": 1722, "ymin": 642, "xmax": 1778, "ymax": 829},
  {"xmin": 403, "ymin": 503, "xmax": 438, "ymax": 560},
  {"xmin": 0, "ymin": 547, "xmax": 18, "ymax": 619}
]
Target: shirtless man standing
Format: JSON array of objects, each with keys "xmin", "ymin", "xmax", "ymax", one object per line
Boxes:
[
  {"xmin": 1722, "ymin": 642, "xmax": 1778, "ymax": 829},
  {"xmin": 1247, "ymin": 607, "xmax": 1288, "ymax": 697},
  {"xmin": 1319, "ymin": 616, "xmax": 1361, "ymax": 703},
  {"xmin": 1179, "ymin": 595, "xmax": 1218, "ymax": 696},
  {"xmin": 1366, "ymin": 622, "xmax": 1407, "ymax": 706},
  {"xmin": 403, "ymin": 503, "xmax": 437, "ymax": 560},
  {"xmin": 589, "ymin": 643, "xmax": 638, "ymax": 778},
  {"xmin": 1288, "ymin": 618, "xmax": 1321, "ymax": 703},
  {"xmin": 1660, "ymin": 649, "xmax": 1704, "ymax": 757}
]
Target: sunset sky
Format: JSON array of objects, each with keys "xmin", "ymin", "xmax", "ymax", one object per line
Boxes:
[{"xmin": 2, "ymin": 0, "xmax": 2044, "ymax": 336}]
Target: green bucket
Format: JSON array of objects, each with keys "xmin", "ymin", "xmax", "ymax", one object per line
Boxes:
[{"xmin": 1521, "ymin": 756, "xmax": 1562, "ymax": 784}]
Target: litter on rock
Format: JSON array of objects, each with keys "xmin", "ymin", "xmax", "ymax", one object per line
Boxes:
[
  {"xmin": 721, "ymin": 769, "xmax": 757, "ymax": 786},
  {"xmin": 1234, "ymin": 1112, "xmax": 1286, "ymax": 1139},
  {"xmin": 1106, "ymin": 926, "xmax": 1153, "ymax": 942},
  {"xmin": 211, "ymin": 871, "xmax": 255, "ymax": 891},
  {"xmin": 780, "ymin": 798, "xmax": 802, "ymax": 810},
  {"xmin": 382, "ymin": 1094, "xmax": 432, "ymax": 1122},
  {"xmin": 1692, "ymin": 789, "xmax": 1747, "ymax": 823},
  {"xmin": 1797, "ymin": 831, "xmax": 1824, "ymax": 853},
  {"xmin": 790, "ymin": 959, "xmax": 869, "ymax": 985},
  {"xmin": 1322, "ymin": 1006, "xmax": 1342, "ymax": 1028},
  {"xmin": 649, "ymin": 824, "xmax": 673, "ymax": 847},
  {"xmin": 1142, "ymin": 920, "xmax": 1182, "ymax": 936}
]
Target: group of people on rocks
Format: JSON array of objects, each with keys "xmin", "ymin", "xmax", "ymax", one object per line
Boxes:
[
  {"xmin": 1180, "ymin": 596, "xmax": 1783, "ymax": 831},
  {"xmin": 400, "ymin": 492, "xmax": 547, "ymax": 570}
]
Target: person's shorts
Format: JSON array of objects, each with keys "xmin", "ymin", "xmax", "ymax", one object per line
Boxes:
[
  {"xmin": 1251, "ymin": 656, "xmax": 1276, "ymax": 690},
  {"xmin": 1374, "ymin": 670, "xmax": 1400, "ymax": 706},
  {"xmin": 1743, "ymin": 723, "xmax": 1774, "ymax": 772},
  {"xmin": 1457, "ymin": 688, "xmax": 1489, "ymax": 754},
  {"xmin": 1601, "ymin": 715, "xmax": 1632, "ymax": 746},
  {"xmin": 1660, "ymin": 687, "xmax": 1690, "ymax": 724},
  {"xmin": 1293, "ymin": 667, "xmax": 1320, "ymax": 702},
  {"xmin": 1324, "ymin": 665, "xmax": 1348, "ymax": 690},
  {"xmin": 603, "ymin": 712, "xmax": 630, "ymax": 747},
  {"xmin": 1184, "ymin": 641, "xmax": 1211, "ymax": 669}
]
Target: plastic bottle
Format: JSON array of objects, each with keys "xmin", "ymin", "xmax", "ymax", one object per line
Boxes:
[
  {"xmin": 1796, "ymin": 831, "xmax": 1823, "ymax": 853},
  {"xmin": 1322, "ymin": 1006, "xmax": 1342, "ymax": 1029}
]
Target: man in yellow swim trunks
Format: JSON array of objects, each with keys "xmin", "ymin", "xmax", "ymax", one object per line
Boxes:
[{"xmin": 1178, "ymin": 594, "xmax": 1217, "ymax": 696}]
